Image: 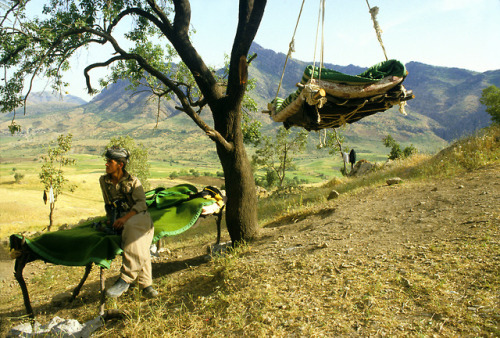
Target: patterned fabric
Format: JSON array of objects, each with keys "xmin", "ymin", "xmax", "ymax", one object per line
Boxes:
[{"xmin": 104, "ymin": 147, "xmax": 130, "ymax": 161}]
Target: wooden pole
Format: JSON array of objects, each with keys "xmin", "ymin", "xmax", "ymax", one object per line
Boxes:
[
  {"xmin": 99, "ymin": 267, "xmax": 106, "ymax": 316},
  {"xmin": 71, "ymin": 264, "xmax": 93, "ymax": 301}
]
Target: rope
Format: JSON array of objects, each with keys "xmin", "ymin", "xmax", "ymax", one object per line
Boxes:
[
  {"xmin": 317, "ymin": 129, "xmax": 327, "ymax": 148},
  {"xmin": 365, "ymin": 0, "xmax": 388, "ymax": 61},
  {"xmin": 274, "ymin": 0, "xmax": 306, "ymax": 102},
  {"xmin": 311, "ymin": 0, "xmax": 326, "ymax": 82},
  {"xmin": 365, "ymin": 0, "xmax": 409, "ymax": 115}
]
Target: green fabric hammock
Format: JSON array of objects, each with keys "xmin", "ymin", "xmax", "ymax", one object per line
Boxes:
[
  {"xmin": 15, "ymin": 185, "xmax": 217, "ymax": 268},
  {"xmin": 146, "ymin": 184, "xmax": 216, "ymax": 242},
  {"xmin": 272, "ymin": 59, "xmax": 407, "ymax": 115}
]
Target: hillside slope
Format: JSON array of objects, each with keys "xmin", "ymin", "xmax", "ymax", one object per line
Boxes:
[
  {"xmin": 1, "ymin": 163, "xmax": 498, "ymax": 336},
  {"xmin": 1, "ymin": 43, "xmax": 498, "ymax": 158}
]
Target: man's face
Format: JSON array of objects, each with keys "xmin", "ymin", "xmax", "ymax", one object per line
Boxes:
[{"xmin": 105, "ymin": 159, "xmax": 122, "ymax": 175}]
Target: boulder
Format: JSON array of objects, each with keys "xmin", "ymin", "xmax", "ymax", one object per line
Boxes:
[{"xmin": 349, "ymin": 160, "xmax": 377, "ymax": 177}]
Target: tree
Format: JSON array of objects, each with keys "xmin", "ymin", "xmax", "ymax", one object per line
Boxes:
[
  {"xmin": 1, "ymin": 0, "xmax": 267, "ymax": 243},
  {"xmin": 480, "ymin": 85, "xmax": 500, "ymax": 125},
  {"xmin": 13, "ymin": 171, "xmax": 24, "ymax": 183},
  {"xmin": 105, "ymin": 135, "xmax": 151, "ymax": 190},
  {"xmin": 382, "ymin": 134, "xmax": 417, "ymax": 160},
  {"xmin": 252, "ymin": 127, "xmax": 308, "ymax": 189},
  {"xmin": 323, "ymin": 128, "xmax": 348, "ymax": 175},
  {"xmin": 39, "ymin": 133, "xmax": 76, "ymax": 231}
]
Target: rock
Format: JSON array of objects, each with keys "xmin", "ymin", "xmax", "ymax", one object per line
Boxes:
[
  {"xmin": 327, "ymin": 190, "xmax": 340, "ymax": 200},
  {"xmin": 349, "ymin": 160, "xmax": 377, "ymax": 177},
  {"xmin": 386, "ymin": 177, "xmax": 403, "ymax": 185},
  {"xmin": 255, "ymin": 186, "xmax": 269, "ymax": 198},
  {"xmin": 10, "ymin": 316, "xmax": 104, "ymax": 337}
]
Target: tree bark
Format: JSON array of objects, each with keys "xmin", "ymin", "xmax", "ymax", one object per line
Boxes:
[
  {"xmin": 211, "ymin": 92, "xmax": 259, "ymax": 243},
  {"xmin": 48, "ymin": 203, "xmax": 54, "ymax": 231},
  {"xmin": 169, "ymin": 0, "xmax": 265, "ymax": 243},
  {"xmin": 217, "ymin": 134, "xmax": 259, "ymax": 243}
]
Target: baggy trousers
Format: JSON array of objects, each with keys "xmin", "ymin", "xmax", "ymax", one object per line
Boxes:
[{"xmin": 120, "ymin": 211, "xmax": 154, "ymax": 288}]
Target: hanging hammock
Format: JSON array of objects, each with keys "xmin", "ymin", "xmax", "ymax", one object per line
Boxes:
[
  {"xmin": 263, "ymin": 0, "xmax": 414, "ymax": 131},
  {"xmin": 266, "ymin": 59, "xmax": 414, "ymax": 130}
]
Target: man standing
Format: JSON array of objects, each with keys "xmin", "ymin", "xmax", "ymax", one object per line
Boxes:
[
  {"xmin": 349, "ymin": 149, "xmax": 356, "ymax": 170},
  {"xmin": 100, "ymin": 147, "xmax": 158, "ymax": 298}
]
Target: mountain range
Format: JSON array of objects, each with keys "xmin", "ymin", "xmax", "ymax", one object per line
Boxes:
[{"xmin": 1, "ymin": 42, "xmax": 499, "ymax": 159}]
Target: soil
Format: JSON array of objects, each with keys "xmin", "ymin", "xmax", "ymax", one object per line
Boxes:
[
  {"xmin": 1, "ymin": 164, "xmax": 498, "ymax": 335},
  {"xmin": 262, "ymin": 163, "xmax": 499, "ymax": 256}
]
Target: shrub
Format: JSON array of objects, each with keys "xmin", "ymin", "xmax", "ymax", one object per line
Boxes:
[{"xmin": 14, "ymin": 172, "xmax": 24, "ymax": 183}]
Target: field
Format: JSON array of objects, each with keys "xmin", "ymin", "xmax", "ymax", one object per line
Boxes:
[
  {"xmin": 0, "ymin": 125, "xmax": 498, "ymax": 336},
  {"xmin": 0, "ymin": 143, "xmax": 386, "ymax": 239}
]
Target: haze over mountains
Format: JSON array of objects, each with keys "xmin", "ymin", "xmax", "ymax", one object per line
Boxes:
[{"xmin": 2, "ymin": 43, "xmax": 499, "ymax": 157}]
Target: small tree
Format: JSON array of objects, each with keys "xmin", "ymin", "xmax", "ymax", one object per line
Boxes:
[
  {"xmin": 39, "ymin": 133, "xmax": 76, "ymax": 231},
  {"xmin": 382, "ymin": 134, "xmax": 417, "ymax": 160},
  {"xmin": 252, "ymin": 127, "xmax": 308, "ymax": 189},
  {"xmin": 323, "ymin": 128, "xmax": 349, "ymax": 175},
  {"xmin": 105, "ymin": 136, "xmax": 151, "ymax": 190},
  {"xmin": 13, "ymin": 171, "xmax": 24, "ymax": 183},
  {"xmin": 480, "ymin": 85, "xmax": 500, "ymax": 125}
]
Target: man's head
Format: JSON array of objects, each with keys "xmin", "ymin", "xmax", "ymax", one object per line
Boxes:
[{"xmin": 105, "ymin": 147, "xmax": 130, "ymax": 170}]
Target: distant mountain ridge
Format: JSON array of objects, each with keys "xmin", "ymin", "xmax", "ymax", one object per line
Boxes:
[
  {"xmin": 82, "ymin": 42, "xmax": 499, "ymax": 142},
  {"xmin": 2, "ymin": 43, "xmax": 498, "ymax": 157},
  {"xmin": 27, "ymin": 92, "xmax": 87, "ymax": 105}
]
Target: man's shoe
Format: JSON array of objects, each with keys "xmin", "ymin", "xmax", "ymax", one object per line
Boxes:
[
  {"xmin": 142, "ymin": 286, "xmax": 159, "ymax": 298},
  {"xmin": 106, "ymin": 278, "xmax": 130, "ymax": 298}
]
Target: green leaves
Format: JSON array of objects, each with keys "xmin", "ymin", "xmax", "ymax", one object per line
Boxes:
[
  {"xmin": 252, "ymin": 127, "xmax": 308, "ymax": 188},
  {"xmin": 105, "ymin": 135, "xmax": 151, "ymax": 190},
  {"xmin": 382, "ymin": 134, "xmax": 417, "ymax": 160},
  {"xmin": 39, "ymin": 133, "xmax": 77, "ymax": 202},
  {"xmin": 480, "ymin": 85, "xmax": 500, "ymax": 125},
  {"xmin": 1, "ymin": 0, "xmax": 180, "ymax": 128}
]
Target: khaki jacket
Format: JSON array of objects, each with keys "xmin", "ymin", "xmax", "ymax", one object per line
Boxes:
[{"xmin": 99, "ymin": 170, "xmax": 148, "ymax": 215}]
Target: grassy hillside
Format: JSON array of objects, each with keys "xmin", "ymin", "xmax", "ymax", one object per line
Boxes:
[{"xmin": 1, "ymin": 125, "xmax": 498, "ymax": 337}]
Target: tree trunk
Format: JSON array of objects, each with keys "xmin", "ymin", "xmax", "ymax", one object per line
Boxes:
[
  {"xmin": 48, "ymin": 203, "xmax": 54, "ymax": 231},
  {"xmin": 213, "ymin": 99, "xmax": 259, "ymax": 244},
  {"xmin": 217, "ymin": 139, "xmax": 259, "ymax": 243},
  {"xmin": 166, "ymin": 0, "xmax": 266, "ymax": 243}
]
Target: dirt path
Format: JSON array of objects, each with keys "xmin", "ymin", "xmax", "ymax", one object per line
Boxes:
[{"xmin": 262, "ymin": 163, "xmax": 499, "ymax": 254}]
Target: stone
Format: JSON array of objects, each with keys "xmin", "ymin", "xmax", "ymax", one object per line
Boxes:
[
  {"xmin": 327, "ymin": 190, "xmax": 340, "ymax": 200},
  {"xmin": 349, "ymin": 160, "xmax": 377, "ymax": 176},
  {"xmin": 386, "ymin": 177, "xmax": 403, "ymax": 185}
]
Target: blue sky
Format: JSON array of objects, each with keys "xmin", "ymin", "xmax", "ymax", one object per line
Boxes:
[
  {"xmin": 192, "ymin": 0, "xmax": 500, "ymax": 71},
  {"xmin": 21, "ymin": 0, "xmax": 500, "ymax": 100}
]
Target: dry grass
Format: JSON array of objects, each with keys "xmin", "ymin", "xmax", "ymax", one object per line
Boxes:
[
  {"xmin": 1, "ymin": 125, "xmax": 499, "ymax": 336},
  {"xmin": 0, "ymin": 172, "xmax": 103, "ymax": 238}
]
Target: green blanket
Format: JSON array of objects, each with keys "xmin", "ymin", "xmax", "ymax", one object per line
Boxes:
[
  {"xmin": 147, "ymin": 184, "xmax": 216, "ymax": 242},
  {"xmin": 273, "ymin": 59, "xmax": 407, "ymax": 114},
  {"xmin": 17, "ymin": 185, "xmax": 216, "ymax": 269}
]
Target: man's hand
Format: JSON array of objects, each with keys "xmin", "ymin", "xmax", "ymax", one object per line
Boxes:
[
  {"xmin": 112, "ymin": 217, "xmax": 127, "ymax": 229},
  {"xmin": 112, "ymin": 210, "xmax": 137, "ymax": 229}
]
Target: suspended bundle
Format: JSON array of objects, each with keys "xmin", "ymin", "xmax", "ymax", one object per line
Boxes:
[{"xmin": 265, "ymin": 59, "xmax": 414, "ymax": 131}]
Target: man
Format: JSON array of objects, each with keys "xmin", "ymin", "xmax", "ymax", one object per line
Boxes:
[
  {"xmin": 100, "ymin": 147, "xmax": 158, "ymax": 298},
  {"xmin": 349, "ymin": 148, "xmax": 356, "ymax": 170}
]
